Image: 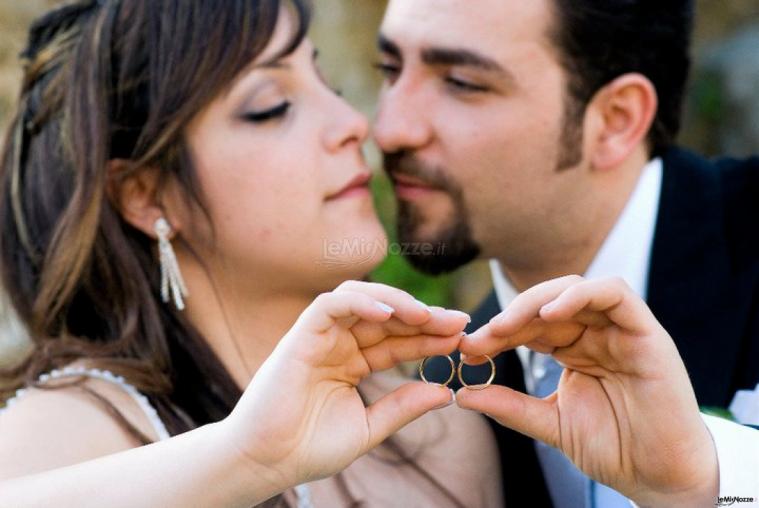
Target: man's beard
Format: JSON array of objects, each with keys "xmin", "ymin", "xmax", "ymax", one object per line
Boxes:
[
  {"xmin": 555, "ymin": 91, "xmax": 585, "ymax": 171},
  {"xmin": 385, "ymin": 153, "xmax": 480, "ymax": 275}
]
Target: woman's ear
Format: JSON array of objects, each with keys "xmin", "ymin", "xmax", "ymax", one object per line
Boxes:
[
  {"xmin": 584, "ymin": 73, "xmax": 658, "ymax": 171},
  {"xmin": 106, "ymin": 160, "xmax": 178, "ymax": 239}
]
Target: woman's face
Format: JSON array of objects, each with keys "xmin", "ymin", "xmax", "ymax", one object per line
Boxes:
[{"xmin": 178, "ymin": 18, "xmax": 387, "ymax": 296}]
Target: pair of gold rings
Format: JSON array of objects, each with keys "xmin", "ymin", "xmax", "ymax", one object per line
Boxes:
[{"xmin": 419, "ymin": 355, "xmax": 496, "ymax": 390}]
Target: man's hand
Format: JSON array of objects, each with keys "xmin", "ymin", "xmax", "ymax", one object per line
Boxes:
[{"xmin": 456, "ymin": 275, "xmax": 719, "ymax": 507}]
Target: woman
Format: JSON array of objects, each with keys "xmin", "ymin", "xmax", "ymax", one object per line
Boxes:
[{"xmin": 0, "ymin": 0, "xmax": 502, "ymax": 506}]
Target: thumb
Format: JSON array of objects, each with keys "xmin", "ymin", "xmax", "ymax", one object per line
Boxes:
[
  {"xmin": 364, "ymin": 382, "xmax": 454, "ymax": 451},
  {"xmin": 456, "ymin": 385, "xmax": 559, "ymax": 448}
]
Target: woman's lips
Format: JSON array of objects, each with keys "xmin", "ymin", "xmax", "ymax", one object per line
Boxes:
[
  {"xmin": 332, "ymin": 185, "xmax": 371, "ymax": 200},
  {"xmin": 327, "ymin": 173, "xmax": 372, "ymax": 201}
]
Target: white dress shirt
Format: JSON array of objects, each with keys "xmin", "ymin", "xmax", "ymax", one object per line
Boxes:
[{"xmin": 489, "ymin": 157, "xmax": 759, "ymax": 504}]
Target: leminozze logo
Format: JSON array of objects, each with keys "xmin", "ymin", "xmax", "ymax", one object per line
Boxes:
[
  {"xmin": 318, "ymin": 238, "xmax": 446, "ymax": 270},
  {"xmin": 716, "ymin": 496, "xmax": 756, "ymax": 506}
]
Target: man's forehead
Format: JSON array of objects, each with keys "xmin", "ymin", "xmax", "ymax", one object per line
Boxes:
[{"xmin": 381, "ymin": 0, "xmax": 552, "ymax": 55}]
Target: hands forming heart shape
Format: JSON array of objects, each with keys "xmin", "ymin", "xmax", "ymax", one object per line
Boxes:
[{"xmin": 223, "ymin": 277, "xmax": 719, "ymax": 507}]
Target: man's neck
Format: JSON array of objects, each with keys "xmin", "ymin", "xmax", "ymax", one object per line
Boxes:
[
  {"xmin": 496, "ymin": 154, "xmax": 650, "ymax": 293},
  {"xmin": 498, "ymin": 226, "xmax": 610, "ymax": 292}
]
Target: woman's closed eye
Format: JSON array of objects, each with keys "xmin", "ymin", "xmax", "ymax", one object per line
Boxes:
[{"xmin": 242, "ymin": 101, "xmax": 291, "ymax": 123}]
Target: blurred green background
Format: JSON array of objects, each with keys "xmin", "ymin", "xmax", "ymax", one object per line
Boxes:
[{"xmin": 0, "ymin": 0, "xmax": 758, "ymax": 366}]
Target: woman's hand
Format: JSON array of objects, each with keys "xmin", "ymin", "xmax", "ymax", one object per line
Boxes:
[
  {"xmin": 221, "ymin": 280, "xmax": 469, "ymax": 491},
  {"xmin": 456, "ymin": 276, "xmax": 719, "ymax": 508}
]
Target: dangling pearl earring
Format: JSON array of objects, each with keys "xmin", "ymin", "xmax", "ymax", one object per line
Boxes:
[{"xmin": 154, "ymin": 217, "xmax": 188, "ymax": 310}]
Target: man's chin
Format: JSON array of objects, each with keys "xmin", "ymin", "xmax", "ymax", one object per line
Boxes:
[
  {"xmin": 397, "ymin": 230, "xmax": 481, "ymax": 276},
  {"xmin": 396, "ymin": 199, "xmax": 480, "ymax": 274},
  {"xmin": 406, "ymin": 248, "xmax": 480, "ymax": 275}
]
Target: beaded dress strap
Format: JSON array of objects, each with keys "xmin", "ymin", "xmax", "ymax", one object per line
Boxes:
[
  {"xmin": 0, "ymin": 366, "xmax": 170, "ymax": 441},
  {"xmin": 1, "ymin": 366, "xmax": 315, "ymax": 506}
]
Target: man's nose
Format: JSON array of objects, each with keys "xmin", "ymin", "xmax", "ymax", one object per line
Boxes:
[{"xmin": 373, "ymin": 84, "xmax": 433, "ymax": 153}]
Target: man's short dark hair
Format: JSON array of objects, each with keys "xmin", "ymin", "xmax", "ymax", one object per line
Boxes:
[{"xmin": 548, "ymin": 0, "xmax": 695, "ymax": 157}]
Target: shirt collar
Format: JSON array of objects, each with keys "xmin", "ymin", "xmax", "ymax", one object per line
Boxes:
[{"xmin": 490, "ymin": 157, "xmax": 663, "ymax": 309}]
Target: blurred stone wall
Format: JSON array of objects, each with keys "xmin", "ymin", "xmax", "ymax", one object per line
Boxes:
[
  {"xmin": 0, "ymin": 1, "xmax": 60, "ymax": 134},
  {"xmin": 683, "ymin": 0, "xmax": 759, "ymax": 156},
  {"xmin": 693, "ymin": 0, "xmax": 759, "ymax": 42}
]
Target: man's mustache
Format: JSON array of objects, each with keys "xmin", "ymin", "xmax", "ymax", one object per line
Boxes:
[{"xmin": 383, "ymin": 152, "xmax": 451, "ymax": 190}]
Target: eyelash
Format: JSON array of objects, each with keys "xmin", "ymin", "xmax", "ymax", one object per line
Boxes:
[
  {"xmin": 243, "ymin": 102, "xmax": 291, "ymax": 123},
  {"xmin": 444, "ymin": 76, "xmax": 489, "ymax": 93},
  {"xmin": 373, "ymin": 62, "xmax": 400, "ymax": 80},
  {"xmin": 374, "ymin": 62, "xmax": 488, "ymax": 93}
]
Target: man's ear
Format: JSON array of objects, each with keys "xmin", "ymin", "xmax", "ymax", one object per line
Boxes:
[
  {"xmin": 106, "ymin": 160, "xmax": 179, "ymax": 239},
  {"xmin": 584, "ymin": 73, "xmax": 658, "ymax": 171}
]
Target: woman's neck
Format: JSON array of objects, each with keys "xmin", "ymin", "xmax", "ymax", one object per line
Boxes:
[{"xmin": 180, "ymin": 265, "xmax": 314, "ymax": 390}]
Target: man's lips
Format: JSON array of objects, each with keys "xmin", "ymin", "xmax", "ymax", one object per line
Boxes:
[
  {"xmin": 326, "ymin": 172, "xmax": 372, "ymax": 200},
  {"xmin": 390, "ymin": 173, "xmax": 441, "ymax": 198}
]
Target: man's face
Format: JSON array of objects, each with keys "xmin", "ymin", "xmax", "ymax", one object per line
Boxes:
[{"xmin": 374, "ymin": 0, "xmax": 587, "ymax": 274}]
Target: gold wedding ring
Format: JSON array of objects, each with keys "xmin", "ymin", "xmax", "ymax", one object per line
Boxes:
[
  {"xmin": 419, "ymin": 354, "xmax": 496, "ymax": 389},
  {"xmin": 457, "ymin": 354, "xmax": 495, "ymax": 390},
  {"xmin": 418, "ymin": 355, "xmax": 455, "ymax": 386}
]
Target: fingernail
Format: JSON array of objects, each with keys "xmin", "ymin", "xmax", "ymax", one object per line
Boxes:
[
  {"xmin": 490, "ymin": 311, "xmax": 508, "ymax": 325},
  {"xmin": 460, "ymin": 352, "xmax": 468, "ymax": 362},
  {"xmin": 376, "ymin": 302, "xmax": 395, "ymax": 314},
  {"xmin": 415, "ymin": 299, "xmax": 431, "ymax": 313},
  {"xmin": 449, "ymin": 310, "xmax": 471, "ymax": 323},
  {"xmin": 541, "ymin": 302, "xmax": 556, "ymax": 313}
]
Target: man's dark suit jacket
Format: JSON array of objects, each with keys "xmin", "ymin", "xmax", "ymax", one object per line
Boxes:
[{"xmin": 426, "ymin": 147, "xmax": 759, "ymax": 507}]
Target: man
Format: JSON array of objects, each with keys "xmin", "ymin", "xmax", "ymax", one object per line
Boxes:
[{"xmin": 372, "ymin": 0, "xmax": 759, "ymax": 506}]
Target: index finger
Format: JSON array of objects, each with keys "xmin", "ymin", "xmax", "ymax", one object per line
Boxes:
[
  {"xmin": 352, "ymin": 306, "xmax": 471, "ymax": 344},
  {"xmin": 461, "ymin": 318, "xmax": 585, "ymax": 357},
  {"xmin": 537, "ymin": 278, "xmax": 656, "ymax": 335},
  {"xmin": 487, "ymin": 275, "xmax": 585, "ymax": 336},
  {"xmin": 335, "ymin": 280, "xmax": 470, "ymax": 328}
]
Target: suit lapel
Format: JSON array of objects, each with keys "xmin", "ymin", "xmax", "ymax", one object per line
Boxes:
[{"xmin": 647, "ymin": 148, "xmax": 749, "ymax": 406}]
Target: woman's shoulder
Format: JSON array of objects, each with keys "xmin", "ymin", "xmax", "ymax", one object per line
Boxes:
[{"xmin": 0, "ymin": 361, "xmax": 162, "ymax": 480}]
